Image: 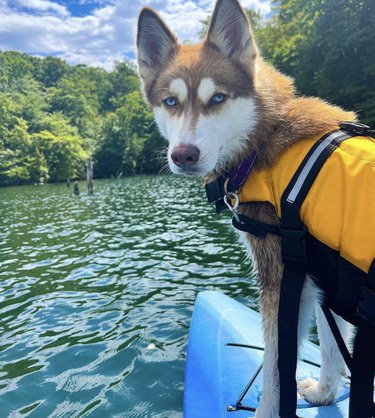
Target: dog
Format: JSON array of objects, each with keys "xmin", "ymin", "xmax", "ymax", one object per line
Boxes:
[{"xmin": 136, "ymin": 0, "xmax": 361, "ymax": 416}]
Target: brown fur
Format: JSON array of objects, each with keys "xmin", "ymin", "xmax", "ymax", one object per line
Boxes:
[
  {"xmin": 137, "ymin": 2, "xmax": 357, "ymax": 414},
  {"xmin": 136, "ymin": 0, "xmax": 357, "ymax": 328},
  {"xmin": 240, "ymin": 58, "xmax": 356, "ymax": 171},
  {"xmin": 148, "ymin": 44, "xmax": 254, "ymax": 108},
  {"xmin": 139, "ymin": 28, "xmax": 355, "ymax": 174}
]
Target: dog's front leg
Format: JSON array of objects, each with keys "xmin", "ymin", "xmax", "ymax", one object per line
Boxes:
[
  {"xmin": 243, "ymin": 228, "xmax": 283, "ymax": 418},
  {"xmin": 238, "ymin": 205, "xmax": 284, "ymax": 418},
  {"xmin": 255, "ymin": 282, "xmax": 281, "ymax": 418}
]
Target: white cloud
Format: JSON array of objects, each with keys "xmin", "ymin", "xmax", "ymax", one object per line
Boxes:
[
  {"xmin": 14, "ymin": 0, "xmax": 69, "ymax": 16},
  {"xmin": 240, "ymin": 0, "xmax": 272, "ymax": 15},
  {"xmin": 0, "ymin": 0, "xmax": 271, "ymax": 69}
]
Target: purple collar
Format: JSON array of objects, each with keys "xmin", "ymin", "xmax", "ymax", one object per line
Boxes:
[
  {"xmin": 205, "ymin": 148, "xmax": 262, "ymax": 213},
  {"xmin": 226, "ymin": 149, "xmax": 261, "ymax": 192}
]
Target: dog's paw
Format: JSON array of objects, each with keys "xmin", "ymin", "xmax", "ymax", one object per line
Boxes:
[{"xmin": 298, "ymin": 378, "xmax": 336, "ymax": 405}]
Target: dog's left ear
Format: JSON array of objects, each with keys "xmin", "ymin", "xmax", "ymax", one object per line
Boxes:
[{"xmin": 206, "ymin": 0, "xmax": 257, "ymax": 75}]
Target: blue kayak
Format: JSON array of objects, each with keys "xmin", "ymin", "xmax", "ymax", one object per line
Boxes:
[{"xmin": 184, "ymin": 291, "xmax": 357, "ymax": 418}]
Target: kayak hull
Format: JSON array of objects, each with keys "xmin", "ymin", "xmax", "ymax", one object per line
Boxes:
[{"xmin": 184, "ymin": 291, "xmax": 355, "ymax": 418}]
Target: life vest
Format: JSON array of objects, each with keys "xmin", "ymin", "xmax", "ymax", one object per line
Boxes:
[
  {"xmin": 205, "ymin": 122, "xmax": 375, "ymax": 418},
  {"xmin": 237, "ymin": 132, "xmax": 375, "ymax": 274}
]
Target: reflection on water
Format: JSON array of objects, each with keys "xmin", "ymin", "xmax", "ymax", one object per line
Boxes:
[{"xmin": 0, "ymin": 176, "xmax": 256, "ymax": 417}]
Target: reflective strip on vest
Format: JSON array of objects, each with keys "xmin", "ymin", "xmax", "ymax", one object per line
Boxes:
[{"xmin": 238, "ymin": 134, "xmax": 375, "ymax": 273}]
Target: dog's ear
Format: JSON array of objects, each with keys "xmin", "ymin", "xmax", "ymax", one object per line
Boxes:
[
  {"xmin": 206, "ymin": 0, "xmax": 257, "ymax": 74},
  {"xmin": 137, "ymin": 8, "xmax": 178, "ymax": 87}
]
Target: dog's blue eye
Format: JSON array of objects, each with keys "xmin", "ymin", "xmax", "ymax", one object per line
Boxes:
[
  {"xmin": 211, "ymin": 93, "xmax": 226, "ymax": 104},
  {"xmin": 164, "ymin": 97, "xmax": 177, "ymax": 107}
]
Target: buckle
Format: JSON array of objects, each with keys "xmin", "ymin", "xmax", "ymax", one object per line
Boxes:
[
  {"xmin": 205, "ymin": 177, "xmax": 225, "ymax": 204},
  {"xmin": 280, "ymin": 227, "xmax": 307, "ymax": 268},
  {"xmin": 339, "ymin": 121, "xmax": 375, "ymax": 136}
]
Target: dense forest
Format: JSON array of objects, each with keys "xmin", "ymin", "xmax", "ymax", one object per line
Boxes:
[
  {"xmin": 0, "ymin": 0, "xmax": 374, "ymax": 187},
  {"xmin": 0, "ymin": 54, "xmax": 166, "ymax": 186}
]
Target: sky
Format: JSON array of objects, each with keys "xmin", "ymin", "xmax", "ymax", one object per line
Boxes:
[{"xmin": 0, "ymin": 0, "xmax": 272, "ymax": 69}]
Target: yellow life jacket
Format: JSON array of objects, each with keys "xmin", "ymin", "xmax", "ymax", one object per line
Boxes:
[
  {"xmin": 206, "ymin": 125, "xmax": 375, "ymax": 416},
  {"xmin": 238, "ymin": 133, "xmax": 375, "ymax": 273},
  {"xmin": 206, "ymin": 125, "xmax": 375, "ymax": 417}
]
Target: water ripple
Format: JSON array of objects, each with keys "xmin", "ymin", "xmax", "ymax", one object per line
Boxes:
[{"xmin": 0, "ymin": 177, "xmax": 256, "ymax": 417}]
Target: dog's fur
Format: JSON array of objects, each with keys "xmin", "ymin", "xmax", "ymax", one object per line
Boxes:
[{"xmin": 137, "ymin": 1, "xmax": 354, "ymax": 416}]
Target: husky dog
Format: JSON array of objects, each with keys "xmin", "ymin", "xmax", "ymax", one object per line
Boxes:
[{"xmin": 137, "ymin": 0, "xmax": 355, "ymax": 416}]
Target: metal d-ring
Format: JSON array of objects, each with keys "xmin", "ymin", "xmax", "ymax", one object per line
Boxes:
[{"xmin": 224, "ymin": 192, "xmax": 240, "ymax": 223}]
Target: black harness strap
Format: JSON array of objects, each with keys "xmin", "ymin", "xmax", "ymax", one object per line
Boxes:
[
  {"xmin": 321, "ymin": 304, "xmax": 353, "ymax": 371},
  {"xmin": 206, "ymin": 123, "xmax": 375, "ymax": 417},
  {"xmin": 349, "ymin": 260, "xmax": 375, "ymax": 418},
  {"xmin": 277, "ymin": 130, "xmax": 353, "ymax": 418},
  {"xmin": 205, "ymin": 150, "xmax": 261, "ymax": 213},
  {"xmin": 232, "ymin": 214, "xmax": 281, "ymax": 238}
]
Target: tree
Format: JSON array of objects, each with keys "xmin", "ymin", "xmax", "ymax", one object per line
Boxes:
[
  {"xmin": 138, "ymin": 130, "xmax": 168, "ymax": 175},
  {"xmin": 33, "ymin": 56, "xmax": 68, "ymax": 88},
  {"xmin": 0, "ymin": 93, "xmax": 46, "ymax": 185},
  {"xmin": 95, "ymin": 91, "xmax": 162, "ymax": 177},
  {"xmin": 32, "ymin": 129, "xmax": 87, "ymax": 182},
  {"xmin": 259, "ymin": 0, "xmax": 375, "ymax": 124},
  {"xmin": 105, "ymin": 62, "xmax": 141, "ymax": 111}
]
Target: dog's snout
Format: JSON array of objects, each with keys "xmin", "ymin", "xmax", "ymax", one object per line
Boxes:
[{"xmin": 171, "ymin": 144, "xmax": 200, "ymax": 168}]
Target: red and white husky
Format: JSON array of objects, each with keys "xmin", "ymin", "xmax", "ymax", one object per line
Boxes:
[{"xmin": 137, "ymin": 0, "xmax": 354, "ymax": 416}]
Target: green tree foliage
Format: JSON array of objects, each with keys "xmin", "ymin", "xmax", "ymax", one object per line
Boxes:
[
  {"xmin": 0, "ymin": 1, "xmax": 373, "ymax": 186},
  {"xmin": 33, "ymin": 56, "xmax": 68, "ymax": 87},
  {"xmin": 94, "ymin": 91, "xmax": 166, "ymax": 177},
  {"xmin": 258, "ymin": 0, "xmax": 375, "ymax": 124},
  {"xmin": 0, "ymin": 51, "xmax": 164, "ymax": 186},
  {"xmin": 200, "ymin": 0, "xmax": 374, "ymax": 124},
  {"xmin": 0, "ymin": 93, "xmax": 46, "ymax": 185},
  {"xmin": 32, "ymin": 130, "xmax": 87, "ymax": 182}
]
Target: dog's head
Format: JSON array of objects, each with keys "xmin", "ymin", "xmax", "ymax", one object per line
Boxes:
[{"xmin": 137, "ymin": 0, "xmax": 259, "ymax": 176}]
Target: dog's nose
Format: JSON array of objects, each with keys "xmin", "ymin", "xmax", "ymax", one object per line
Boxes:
[{"xmin": 171, "ymin": 144, "xmax": 200, "ymax": 168}]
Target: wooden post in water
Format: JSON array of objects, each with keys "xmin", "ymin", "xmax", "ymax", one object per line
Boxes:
[
  {"xmin": 87, "ymin": 159, "xmax": 94, "ymax": 194},
  {"xmin": 73, "ymin": 181, "xmax": 80, "ymax": 196}
]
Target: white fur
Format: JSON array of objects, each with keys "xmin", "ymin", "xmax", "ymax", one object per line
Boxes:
[
  {"xmin": 197, "ymin": 78, "xmax": 217, "ymax": 104},
  {"xmin": 298, "ymin": 307, "xmax": 352, "ymax": 405},
  {"xmin": 154, "ymin": 106, "xmax": 193, "ymax": 145},
  {"xmin": 170, "ymin": 78, "xmax": 188, "ymax": 103},
  {"xmin": 154, "ymin": 106, "xmax": 196, "ymax": 171},
  {"xmin": 194, "ymin": 97, "xmax": 257, "ymax": 173},
  {"xmin": 254, "ymin": 275, "xmax": 352, "ymax": 417},
  {"xmin": 142, "ymin": 4, "xmax": 351, "ymax": 416},
  {"xmin": 155, "ymin": 96, "xmax": 257, "ymax": 174}
]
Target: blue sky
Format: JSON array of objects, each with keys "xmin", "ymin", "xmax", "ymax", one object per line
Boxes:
[{"xmin": 0, "ymin": 0, "xmax": 272, "ymax": 69}]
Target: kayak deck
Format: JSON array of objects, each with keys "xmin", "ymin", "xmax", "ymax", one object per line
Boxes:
[{"xmin": 184, "ymin": 291, "xmax": 353, "ymax": 418}]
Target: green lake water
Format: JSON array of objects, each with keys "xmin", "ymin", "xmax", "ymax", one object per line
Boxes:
[{"xmin": 0, "ymin": 176, "xmax": 257, "ymax": 418}]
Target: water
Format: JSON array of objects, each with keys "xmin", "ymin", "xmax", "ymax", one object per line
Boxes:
[{"xmin": 0, "ymin": 176, "xmax": 257, "ymax": 418}]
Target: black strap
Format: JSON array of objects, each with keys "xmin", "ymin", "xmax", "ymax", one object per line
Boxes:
[
  {"xmin": 278, "ymin": 264, "xmax": 305, "ymax": 418},
  {"xmin": 278, "ymin": 130, "xmax": 354, "ymax": 418},
  {"xmin": 349, "ymin": 260, "xmax": 375, "ymax": 418},
  {"xmin": 232, "ymin": 214, "xmax": 281, "ymax": 238},
  {"xmin": 205, "ymin": 150, "xmax": 261, "ymax": 213},
  {"xmin": 321, "ymin": 304, "xmax": 353, "ymax": 371},
  {"xmin": 205, "ymin": 176, "xmax": 229, "ymax": 213},
  {"xmin": 349, "ymin": 319, "xmax": 375, "ymax": 418},
  {"xmin": 324, "ymin": 259, "xmax": 375, "ymax": 418},
  {"xmin": 339, "ymin": 121, "xmax": 375, "ymax": 137},
  {"xmin": 358, "ymin": 260, "xmax": 375, "ymax": 326}
]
